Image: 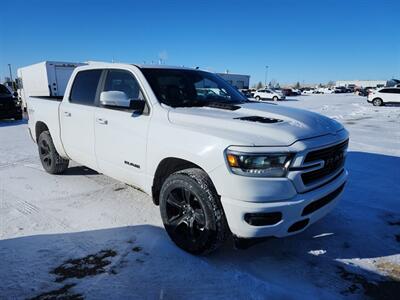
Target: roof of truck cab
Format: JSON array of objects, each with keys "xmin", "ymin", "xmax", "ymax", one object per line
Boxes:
[
  {"xmin": 133, "ymin": 64, "xmax": 196, "ymax": 70},
  {"xmin": 84, "ymin": 61, "xmax": 200, "ymax": 71}
]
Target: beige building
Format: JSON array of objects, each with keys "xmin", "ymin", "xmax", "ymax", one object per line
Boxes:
[{"xmin": 335, "ymin": 80, "xmax": 386, "ymax": 88}]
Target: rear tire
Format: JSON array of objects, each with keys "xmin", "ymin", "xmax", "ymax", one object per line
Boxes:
[
  {"xmin": 159, "ymin": 168, "xmax": 229, "ymax": 255},
  {"xmin": 273, "ymin": 96, "xmax": 278, "ymax": 101},
  {"xmin": 38, "ymin": 131, "xmax": 69, "ymax": 174},
  {"xmin": 255, "ymin": 96, "xmax": 261, "ymax": 101},
  {"xmin": 372, "ymin": 98, "xmax": 383, "ymax": 106}
]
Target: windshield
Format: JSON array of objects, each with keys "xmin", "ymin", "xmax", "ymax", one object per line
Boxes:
[
  {"xmin": 0, "ymin": 84, "xmax": 11, "ymax": 96},
  {"xmin": 141, "ymin": 68, "xmax": 247, "ymax": 107}
]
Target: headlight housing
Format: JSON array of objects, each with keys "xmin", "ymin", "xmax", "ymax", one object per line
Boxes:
[{"xmin": 225, "ymin": 150, "xmax": 293, "ymax": 177}]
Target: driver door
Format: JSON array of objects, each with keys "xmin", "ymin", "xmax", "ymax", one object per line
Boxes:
[{"xmin": 94, "ymin": 69, "xmax": 151, "ymax": 189}]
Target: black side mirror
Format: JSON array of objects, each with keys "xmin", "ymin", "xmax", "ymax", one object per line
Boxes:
[{"xmin": 129, "ymin": 100, "xmax": 146, "ymax": 113}]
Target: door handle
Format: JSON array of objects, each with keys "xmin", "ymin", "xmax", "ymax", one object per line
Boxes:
[
  {"xmin": 96, "ymin": 118, "xmax": 108, "ymax": 125},
  {"xmin": 63, "ymin": 111, "xmax": 71, "ymax": 117}
]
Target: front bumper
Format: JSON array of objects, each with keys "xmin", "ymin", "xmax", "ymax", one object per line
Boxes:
[
  {"xmin": 220, "ymin": 169, "xmax": 347, "ymax": 238},
  {"xmin": 209, "ymin": 131, "xmax": 349, "ymax": 239}
]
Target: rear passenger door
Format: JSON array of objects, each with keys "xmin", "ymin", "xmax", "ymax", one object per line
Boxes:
[
  {"xmin": 93, "ymin": 69, "xmax": 151, "ymax": 189},
  {"xmin": 392, "ymin": 89, "xmax": 400, "ymax": 103},
  {"xmin": 60, "ymin": 69, "xmax": 102, "ymax": 170}
]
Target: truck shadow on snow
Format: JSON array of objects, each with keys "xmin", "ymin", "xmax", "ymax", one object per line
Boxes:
[
  {"xmin": 1, "ymin": 151, "xmax": 399, "ymax": 299},
  {"xmin": 0, "ymin": 119, "xmax": 28, "ymax": 127}
]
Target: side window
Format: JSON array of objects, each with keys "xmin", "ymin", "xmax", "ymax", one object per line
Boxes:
[
  {"xmin": 393, "ymin": 89, "xmax": 400, "ymax": 94},
  {"xmin": 380, "ymin": 89, "xmax": 390, "ymax": 93},
  {"xmin": 103, "ymin": 70, "xmax": 144, "ymax": 100},
  {"xmin": 70, "ymin": 70, "xmax": 102, "ymax": 105}
]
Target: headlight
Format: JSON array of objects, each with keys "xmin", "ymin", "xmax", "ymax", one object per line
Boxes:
[{"xmin": 225, "ymin": 151, "xmax": 293, "ymax": 177}]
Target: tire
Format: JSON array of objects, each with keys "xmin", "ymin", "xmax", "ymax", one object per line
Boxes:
[
  {"xmin": 159, "ymin": 168, "xmax": 229, "ymax": 255},
  {"xmin": 372, "ymin": 98, "xmax": 383, "ymax": 106},
  {"xmin": 38, "ymin": 131, "xmax": 69, "ymax": 174},
  {"xmin": 255, "ymin": 96, "xmax": 261, "ymax": 101},
  {"xmin": 273, "ymin": 96, "xmax": 278, "ymax": 101}
]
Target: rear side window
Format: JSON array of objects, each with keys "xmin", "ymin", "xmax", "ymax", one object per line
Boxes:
[{"xmin": 70, "ymin": 70, "xmax": 102, "ymax": 105}]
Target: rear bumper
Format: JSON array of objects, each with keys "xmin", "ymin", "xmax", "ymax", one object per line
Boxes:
[{"xmin": 220, "ymin": 169, "xmax": 347, "ymax": 238}]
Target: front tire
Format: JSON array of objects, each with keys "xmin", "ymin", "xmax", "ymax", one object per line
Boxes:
[
  {"xmin": 38, "ymin": 131, "xmax": 69, "ymax": 174},
  {"xmin": 255, "ymin": 96, "xmax": 261, "ymax": 101},
  {"xmin": 372, "ymin": 98, "xmax": 383, "ymax": 106},
  {"xmin": 273, "ymin": 96, "xmax": 278, "ymax": 101},
  {"xmin": 159, "ymin": 168, "xmax": 229, "ymax": 255}
]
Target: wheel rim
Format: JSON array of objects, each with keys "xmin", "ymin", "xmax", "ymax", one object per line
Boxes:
[
  {"xmin": 164, "ymin": 187, "xmax": 208, "ymax": 250},
  {"xmin": 39, "ymin": 139, "xmax": 52, "ymax": 167}
]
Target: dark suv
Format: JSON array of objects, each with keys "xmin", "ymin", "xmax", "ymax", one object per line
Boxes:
[{"xmin": 0, "ymin": 84, "xmax": 22, "ymax": 120}]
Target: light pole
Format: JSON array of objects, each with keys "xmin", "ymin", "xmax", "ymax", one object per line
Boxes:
[
  {"xmin": 8, "ymin": 64, "xmax": 13, "ymax": 82},
  {"xmin": 265, "ymin": 65, "xmax": 269, "ymax": 87}
]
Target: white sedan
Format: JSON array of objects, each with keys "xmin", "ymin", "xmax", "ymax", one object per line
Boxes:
[
  {"xmin": 253, "ymin": 89, "xmax": 285, "ymax": 101},
  {"xmin": 367, "ymin": 87, "xmax": 400, "ymax": 106}
]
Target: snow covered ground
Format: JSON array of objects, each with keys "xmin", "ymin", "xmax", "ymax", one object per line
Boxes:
[{"xmin": 0, "ymin": 94, "xmax": 399, "ymax": 299}]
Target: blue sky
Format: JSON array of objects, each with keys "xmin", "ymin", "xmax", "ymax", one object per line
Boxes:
[{"xmin": 1, "ymin": 0, "xmax": 399, "ymax": 85}]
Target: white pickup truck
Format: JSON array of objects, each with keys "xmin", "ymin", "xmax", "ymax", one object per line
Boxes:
[{"xmin": 27, "ymin": 62, "xmax": 349, "ymax": 254}]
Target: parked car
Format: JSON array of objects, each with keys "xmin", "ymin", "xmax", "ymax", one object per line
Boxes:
[
  {"xmin": 27, "ymin": 62, "xmax": 348, "ymax": 254},
  {"xmin": 291, "ymin": 89, "xmax": 302, "ymax": 96},
  {"xmin": 0, "ymin": 84, "xmax": 23, "ymax": 120},
  {"xmin": 317, "ymin": 88, "xmax": 335, "ymax": 94},
  {"xmin": 253, "ymin": 88, "xmax": 285, "ymax": 101},
  {"xmin": 239, "ymin": 89, "xmax": 252, "ymax": 98},
  {"xmin": 281, "ymin": 88, "xmax": 299, "ymax": 96},
  {"xmin": 367, "ymin": 87, "xmax": 400, "ymax": 106},
  {"xmin": 334, "ymin": 87, "xmax": 348, "ymax": 93},
  {"xmin": 301, "ymin": 88, "xmax": 315, "ymax": 95}
]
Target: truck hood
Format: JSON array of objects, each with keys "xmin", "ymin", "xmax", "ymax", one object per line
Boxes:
[{"xmin": 167, "ymin": 102, "xmax": 344, "ymax": 146}]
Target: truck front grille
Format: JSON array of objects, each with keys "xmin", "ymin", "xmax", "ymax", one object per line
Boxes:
[{"xmin": 301, "ymin": 139, "xmax": 348, "ymax": 185}]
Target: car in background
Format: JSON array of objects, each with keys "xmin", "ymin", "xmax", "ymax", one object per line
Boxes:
[
  {"xmin": 356, "ymin": 87, "xmax": 375, "ymax": 97},
  {"xmin": 0, "ymin": 84, "xmax": 23, "ymax": 120},
  {"xmin": 334, "ymin": 86, "xmax": 348, "ymax": 93},
  {"xmin": 239, "ymin": 89, "xmax": 253, "ymax": 98},
  {"xmin": 367, "ymin": 87, "xmax": 400, "ymax": 106},
  {"xmin": 253, "ymin": 88, "xmax": 285, "ymax": 101},
  {"xmin": 281, "ymin": 88, "xmax": 299, "ymax": 96},
  {"xmin": 301, "ymin": 88, "xmax": 315, "ymax": 95}
]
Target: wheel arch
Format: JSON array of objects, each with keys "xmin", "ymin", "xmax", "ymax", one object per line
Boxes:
[
  {"xmin": 151, "ymin": 157, "xmax": 208, "ymax": 205},
  {"xmin": 35, "ymin": 121, "xmax": 49, "ymax": 142}
]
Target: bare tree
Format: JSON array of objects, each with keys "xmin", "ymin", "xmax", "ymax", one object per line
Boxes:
[{"xmin": 256, "ymin": 81, "xmax": 263, "ymax": 89}]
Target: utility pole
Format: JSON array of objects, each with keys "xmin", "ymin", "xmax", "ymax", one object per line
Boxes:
[{"xmin": 265, "ymin": 65, "xmax": 269, "ymax": 87}]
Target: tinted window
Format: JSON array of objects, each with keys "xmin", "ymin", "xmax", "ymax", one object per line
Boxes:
[
  {"xmin": 70, "ymin": 70, "xmax": 102, "ymax": 105},
  {"xmin": 379, "ymin": 88, "xmax": 398, "ymax": 93},
  {"xmin": 103, "ymin": 70, "xmax": 144, "ymax": 100},
  {"xmin": 393, "ymin": 89, "xmax": 400, "ymax": 94},
  {"xmin": 141, "ymin": 68, "xmax": 247, "ymax": 107}
]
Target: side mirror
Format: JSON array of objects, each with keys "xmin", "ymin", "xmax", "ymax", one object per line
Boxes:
[
  {"xmin": 13, "ymin": 92, "xmax": 18, "ymax": 97},
  {"xmin": 100, "ymin": 91, "xmax": 130, "ymax": 108},
  {"xmin": 100, "ymin": 91, "xmax": 146, "ymax": 113}
]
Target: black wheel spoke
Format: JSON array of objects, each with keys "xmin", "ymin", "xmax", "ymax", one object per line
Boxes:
[
  {"xmin": 194, "ymin": 209, "xmax": 206, "ymax": 226},
  {"xmin": 166, "ymin": 194, "xmax": 183, "ymax": 209},
  {"xmin": 181, "ymin": 188, "xmax": 192, "ymax": 204},
  {"xmin": 168, "ymin": 214, "xmax": 186, "ymax": 227}
]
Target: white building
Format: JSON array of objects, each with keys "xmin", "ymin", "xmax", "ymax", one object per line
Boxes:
[
  {"xmin": 335, "ymin": 80, "xmax": 386, "ymax": 88},
  {"xmin": 217, "ymin": 72, "xmax": 250, "ymax": 89}
]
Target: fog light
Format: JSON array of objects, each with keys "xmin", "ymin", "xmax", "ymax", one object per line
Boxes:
[{"xmin": 244, "ymin": 212, "xmax": 282, "ymax": 226}]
